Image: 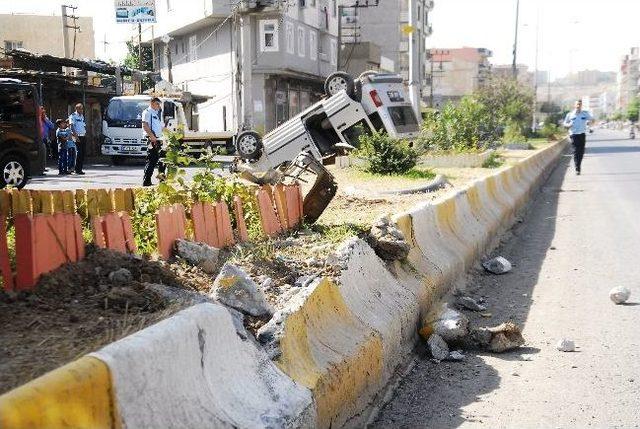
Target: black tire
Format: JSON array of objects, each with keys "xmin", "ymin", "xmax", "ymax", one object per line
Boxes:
[
  {"xmin": 235, "ymin": 131, "xmax": 263, "ymax": 161},
  {"xmin": 112, "ymin": 156, "xmax": 127, "ymax": 166},
  {"xmin": 324, "ymin": 72, "xmax": 355, "ymax": 98},
  {"xmin": 0, "ymin": 154, "xmax": 29, "ymax": 189}
]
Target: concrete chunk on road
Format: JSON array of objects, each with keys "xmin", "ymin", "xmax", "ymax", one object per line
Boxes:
[
  {"xmin": 482, "ymin": 256, "xmax": 513, "ymax": 274},
  {"xmin": 210, "ymin": 263, "xmax": 273, "ymax": 317},
  {"xmin": 609, "ymin": 286, "xmax": 631, "ymax": 304},
  {"xmin": 557, "ymin": 338, "xmax": 576, "ymax": 352}
]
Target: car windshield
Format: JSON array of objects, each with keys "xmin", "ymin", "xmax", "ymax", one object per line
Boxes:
[
  {"xmin": 387, "ymin": 106, "xmax": 419, "ymax": 133},
  {"xmin": 105, "ymin": 99, "xmax": 149, "ymax": 127}
]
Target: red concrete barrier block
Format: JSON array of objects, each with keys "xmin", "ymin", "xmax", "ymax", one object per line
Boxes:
[
  {"xmin": 233, "ymin": 196, "xmax": 249, "ymax": 242},
  {"xmin": 121, "ymin": 212, "xmax": 137, "ymax": 253},
  {"xmin": 286, "ymin": 184, "xmax": 303, "ymax": 229},
  {"xmin": 215, "ymin": 202, "xmax": 235, "ymax": 247},
  {"xmin": 273, "ymin": 184, "xmax": 289, "ymax": 230},
  {"xmin": 92, "ymin": 212, "xmax": 137, "ymax": 254},
  {"xmin": 103, "ymin": 213, "xmax": 127, "ymax": 253},
  {"xmin": 156, "ymin": 204, "xmax": 186, "ymax": 260},
  {"xmin": 256, "ymin": 189, "xmax": 282, "ymax": 237},
  {"xmin": 192, "ymin": 202, "xmax": 219, "ymax": 247},
  {"xmin": 15, "ymin": 213, "xmax": 84, "ymax": 290},
  {"xmin": 0, "ymin": 216, "xmax": 14, "ymax": 291}
]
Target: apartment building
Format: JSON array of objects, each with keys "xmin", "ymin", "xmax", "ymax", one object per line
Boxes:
[
  {"xmin": 144, "ymin": 0, "xmax": 339, "ymax": 134},
  {"xmin": 355, "ymin": 0, "xmax": 434, "ymax": 101},
  {"xmin": 425, "ymin": 47, "xmax": 492, "ymax": 107},
  {"xmin": 0, "ymin": 13, "xmax": 95, "ymax": 59},
  {"xmin": 617, "ymin": 47, "xmax": 640, "ymax": 111}
]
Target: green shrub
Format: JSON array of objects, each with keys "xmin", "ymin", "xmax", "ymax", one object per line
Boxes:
[
  {"xmin": 539, "ymin": 123, "xmax": 561, "ymax": 141},
  {"xmin": 482, "ymin": 151, "xmax": 504, "ymax": 168},
  {"xmin": 502, "ymin": 121, "xmax": 527, "ymax": 144},
  {"xmin": 355, "ymin": 131, "xmax": 418, "ymax": 175}
]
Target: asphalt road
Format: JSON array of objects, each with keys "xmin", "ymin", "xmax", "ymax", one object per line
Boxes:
[
  {"xmin": 25, "ymin": 155, "xmax": 235, "ymax": 190},
  {"xmin": 372, "ymin": 129, "xmax": 640, "ymax": 429}
]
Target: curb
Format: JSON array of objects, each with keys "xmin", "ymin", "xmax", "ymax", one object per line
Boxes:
[{"xmin": 0, "ymin": 139, "xmax": 568, "ymax": 428}]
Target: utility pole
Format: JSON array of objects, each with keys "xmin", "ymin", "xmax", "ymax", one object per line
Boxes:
[
  {"xmin": 138, "ymin": 23, "xmax": 143, "ymax": 68},
  {"xmin": 61, "ymin": 5, "xmax": 70, "ymax": 59},
  {"xmin": 337, "ymin": 1, "xmax": 379, "ymax": 70},
  {"xmin": 532, "ymin": 8, "xmax": 540, "ymax": 132},
  {"xmin": 512, "ymin": 0, "xmax": 520, "ymax": 79},
  {"xmin": 239, "ymin": 14, "xmax": 252, "ymax": 130},
  {"xmin": 407, "ymin": 0, "xmax": 421, "ymax": 118}
]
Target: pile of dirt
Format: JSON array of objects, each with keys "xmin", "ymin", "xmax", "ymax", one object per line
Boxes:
[{"xmin": 0, "ymin": 247, "xmax": 215, "ymax": 394}]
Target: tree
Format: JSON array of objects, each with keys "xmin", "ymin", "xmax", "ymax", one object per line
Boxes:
[
  {"xmin": 473, "ymin": 76, "xmax": 534, "ymax": 135},
  {"xmin": 122, "ymin": 40, "xmax": 154, "ymax": 92},
  {"xmin": 626, "ymin": 97, "xmax": 640, "ymax": 122}
]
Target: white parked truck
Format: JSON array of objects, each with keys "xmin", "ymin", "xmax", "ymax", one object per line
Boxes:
[{"xmin": 102, "ymin": 95, "xmax": 235, "ymax": 165}]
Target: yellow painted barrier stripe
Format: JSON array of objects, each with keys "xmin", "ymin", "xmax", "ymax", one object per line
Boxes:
[{"xmin": 0, "ymin": 356, "xmax": 119, "ymax": 429}]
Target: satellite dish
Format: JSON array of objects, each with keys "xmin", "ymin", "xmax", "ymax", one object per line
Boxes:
[{"xmin": 161, "ymin": 34, "xmax": 171, "ymax": 44}]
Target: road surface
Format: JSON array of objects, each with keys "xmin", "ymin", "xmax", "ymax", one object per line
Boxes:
[
  {"xmin": 25, "ymin": 156, "xmax": 234, "ymax": 190},
  {"xmin": 372, "ymin": 129, "xmax": 640, "ymax": 428}
]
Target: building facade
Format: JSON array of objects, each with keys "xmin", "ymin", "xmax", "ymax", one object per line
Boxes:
[
  {"xmin": 0, "ymin": 14, "xmax": 95, "ymax": 59},
  {"xmin": 144, "ymin": 0, "xmax": 339, "ymax": 134},
  {"xmin": 617, "ymin": 47, "xmax": 640, "ymax": 111},
  {"xmin": 355, "ymin": 0, "xmax": 434, "ymax": 105},
  {"xmin": 425, "ymin": 47, "xmax": 492, "ymax": 107}
]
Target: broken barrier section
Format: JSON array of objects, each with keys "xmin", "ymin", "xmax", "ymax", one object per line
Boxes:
[
  {"xmin": 92, "ymin": 212, "xmax": 137, "ymax": 254},
  {"xmin": 155, "ymin": 204, "xmax": 187, "ymax": 260},
  {"xmin": 14, "ymin": 213, "xmax": 84, "ymax": 290}
]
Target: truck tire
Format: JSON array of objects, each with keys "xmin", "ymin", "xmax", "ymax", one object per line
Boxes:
[
  {"xmin": 236, "ymin": 131, "xmax": 262, "ymax": 161},
  {"xmin": 112, "ymin": 156, "xmax": 126, "ymax": 166},
  {"xmin": 324, "ymin": 72, "xmax": 355, "ymax": 98},
  {"xmin": 0, "ymin": 154, "xmax": 29, "ymax": 189}
]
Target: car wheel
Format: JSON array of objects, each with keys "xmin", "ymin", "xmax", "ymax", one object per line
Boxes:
[
  {"xmin": 235, "ymin": 131, "xmax": 262, "ymax": 161},
  {"xmin": 112, "ymin": 156, "xmax": 126, "ymax": 166},
  {"xmin": 324, "ymin": 72, "xmax": 355, "ymax": 98},
  {"xmin": 0, "ymin": 155, "xmax": 28, "ymax": 189}
]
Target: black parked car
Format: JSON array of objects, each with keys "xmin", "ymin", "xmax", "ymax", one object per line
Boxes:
[{"xmin": 0, "ymin": 79, "xmax": 44, "ymax": 188}]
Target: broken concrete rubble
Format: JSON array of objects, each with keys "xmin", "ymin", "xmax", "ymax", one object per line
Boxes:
[
  {"xmin": 210, "ymin": 263, "xmax": 273, "ymax": 317},
  {"xmin": 427, "ymin": 333, "xmax": 450, "ymax": 361},
  {"xmin": 432, "ymin": 307, "xmax": 470, "ymax": 344},
  {"xmin": 368, "ymin": 215, "xmax": 410, "ymax": 261},
  {"xmin": 557, "ymin": 338, "xmax": 575, "ymax": 352},
  {"xmin": 482, "ymin": 256, "xmax": 512, "ymax": 274},
  {"xmin": 175, "ymin": 239, "xmax": 219, "ymax": 274},
  {"xmin": 609, "ymin": 286, "xmax": 631, "ymax": 304},
  {"xmin": 455, "ymin": 296, "xmax": 487, "ymax": 312}
]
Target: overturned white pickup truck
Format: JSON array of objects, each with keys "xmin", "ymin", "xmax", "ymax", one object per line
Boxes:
[{"xmin": 235, "ymin": 71, "xmax": 421, "ymax": 223}]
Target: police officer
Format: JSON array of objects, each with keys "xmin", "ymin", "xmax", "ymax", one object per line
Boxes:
[
  {"xmin": 563, "ymin": 99, "xmax": 593, "ymax": 175},
  {"xmin": 142, "ymin": 97, "xmax": 166, "ymax": 186},
  {"xmin": 68, "ymin": 103, "xmax": 86, "ymax": 175}
]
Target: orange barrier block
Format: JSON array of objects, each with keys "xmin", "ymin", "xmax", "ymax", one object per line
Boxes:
[
  {"xmin": 75, "ymin": 189, "xmax": 87, "ymax": 217},
  {"xmin": 0, "ymin": 190, "xmax": 10, "ymax": 217},
  {"xmin": 273, "ymin": 184, "xmax": 289, "ymax": 230},
  {"xmin": 62, "ymin": 190, "xmax": 75, "ymax": 214},
  {"xmin": 286, "ymin": 184, "xmax": 303, "ymax": 229},
  {"xmin": 0, "ymin": 216, "xmax": 14, "ymax": 291},
  {"xmin": 92, "ymin": 212, "xmax": 137, "ymax": 254},
  {"xmin": 52, "ymin": 191, "xmax": 64, "ymax": 214},
  {"xmin": 15, "ymin": 213, "xmax": 84, "ymax": 290},
  {"xmin": 192, "ymin": 202, "xmax": 220, "ymax": 247},
  {"xmin": 123, "ymin": 188, "xmax": 135, "ymax": 212},
  {"xmin": 233, "ymin": 196, "xmax": 249, "ymax": 242},
  {"xmin": 215, "ymin": 202, "xmax": 235, "ymax": 247},
  {"xmin": 156, "ymin": 204, "xmax": 186, "ymax": 260},
  {"xmin": 256, "ymin": 189, "xmax": 282, "ymax": 237}
]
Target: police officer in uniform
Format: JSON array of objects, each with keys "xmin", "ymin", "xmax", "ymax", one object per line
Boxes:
[
  {"xmin": 563, "ymin": 99, "xmax": 593, "ymax": 175},
  {"xmin": 142, "ymin": 97, "xmax": 166, "ymax": 186},
  {"xmin": 68, "ymin": 103, "xmax": 86, "ymax": 175}
]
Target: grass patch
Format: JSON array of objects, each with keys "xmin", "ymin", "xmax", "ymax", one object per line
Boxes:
[
  {"xmin": 353, "ymin": 167, "xmax": 436, "ymax": 181},
  {"xmin": 482, "ymin": 152, "xmax": 504, "ymax": 168},
  {"xmin": 310, "ymin": 222, "xmax": 368, "ymax": 243}
]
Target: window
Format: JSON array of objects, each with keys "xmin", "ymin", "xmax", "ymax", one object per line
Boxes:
[
  {"xmin": 259, "ymin": 19, "xmax": 279, "ymax": 52},
  {"xmin": 330, "ymin": 39, "xmax": 337, "ymax": 66},
  {"xmin": 341, "ymin": 120, "xmax": 373, "ymax": 147},
  {"xmin": 3, "ymin": 40, "xmax": 23, "ymax": 51},
  {"xmin": 188, "ymin": 34, "xmax": 198, "ymax": 62},
  {"xmin": 286, "ymin": 22, "xmax": 295, "ymax": 54},
  {"xmin": 387, "ymin": 106, "xmax": 419, "ymax": 133},
  {"xmin": 0, "ymin": 88, "xmax": 34, "ymax": 123},
  {"xmin": 297, "ymin": 27, "xmax": 305, "ymax": 58},
  {"xmin": 309, "ymin": 31, "xmax": 317, "ymax": 61},
  {"xmin": 299, "ymin": 0, "xmax": 306, "ymax": 6}
]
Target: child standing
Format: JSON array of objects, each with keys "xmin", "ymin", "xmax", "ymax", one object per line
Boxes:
[
  {"xmin": 55, "ymin": 119, "xmax": 71, "ymax": 175},
  {"xmin": 66, "ymin": 131, "xmax": 77, "ymax": 173}
]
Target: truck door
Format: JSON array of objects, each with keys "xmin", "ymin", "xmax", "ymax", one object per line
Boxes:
[{"xmin": 323, "ymin": 93, "xmax": 374, "ymax": 147}]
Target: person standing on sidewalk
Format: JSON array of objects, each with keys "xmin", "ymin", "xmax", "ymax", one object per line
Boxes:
[
  {"xmin": 141, "ymin": 97, "xmax": 166, "ymax": 187},
  {"xmin": 563, "ymin": 99, "xmax": 593, "ymax": 175},
  {"xmin": 39, "ymin": 107, "xmax": 55, "ymax": 174},
  {"xmin": 68, "ymin": 103, "xmax": 86, "ymax": 175}
]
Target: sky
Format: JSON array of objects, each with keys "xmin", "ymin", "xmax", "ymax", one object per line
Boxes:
[{"xmin": 1, "ymin": 0, "xmax": 639, "ymax": 79}]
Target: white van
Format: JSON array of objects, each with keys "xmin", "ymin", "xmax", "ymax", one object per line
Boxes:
[{"xmin": 235, "ymin": 71, "xmax": 420, "ymax": 173}]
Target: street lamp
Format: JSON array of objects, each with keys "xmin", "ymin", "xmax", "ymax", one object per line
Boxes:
[{"xmin": 512, "ymin": 0, "xmax": 520, "ymax": 79}]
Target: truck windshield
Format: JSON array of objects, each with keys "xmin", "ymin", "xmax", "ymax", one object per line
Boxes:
[
  {"xmin": 105, "ymin": 99, "xmax": 149, "ymax": 127},
  {"xmin": 387, "ymin": 106, "xmax": 419, "ymax": 133}
]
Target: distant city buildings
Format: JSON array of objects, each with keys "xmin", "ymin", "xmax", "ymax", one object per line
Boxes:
[
  {"xmin": 617, "ymin": 47, "xmax": 640, "ymax": 111},
  {"xmin": 425, "ymin": 47, "xmax": 492, "ymax": 106},
  {"xmin": 491, "ymin": 64, "xmax": 534, "ymax": 88}
]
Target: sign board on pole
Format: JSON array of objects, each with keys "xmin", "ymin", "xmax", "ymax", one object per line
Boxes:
[{"xmin": 114, "ymin": 0, "xmax": 157, "ymax": 24}]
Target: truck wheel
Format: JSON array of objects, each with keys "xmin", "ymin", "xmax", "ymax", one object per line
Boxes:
[
  {"xmin": 112, "ymin": 156, "xmax": 126, "ymax": 166},
  {"xmin": 0, "ymin": 154, "xmax": 28, "ymax": 189},
  {"xmin": 236, "ymin": 131, "xmax": 262, "ymax": 160},
  {"xmin": 324, "ymin": 72, "xmax": 355, "ymax": 98}
]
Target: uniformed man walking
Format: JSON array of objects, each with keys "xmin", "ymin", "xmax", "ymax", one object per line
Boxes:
[
  {"xmin": 563, "ymin": 99, "xmax": 593, "ymax": 175},
  {"xmin": 68, "ymin": 103, "xmax": 86, "ymax": 175},
  {"xmin": 142, "ymin": 97, "xmax": 166, "ymax": 186}
]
